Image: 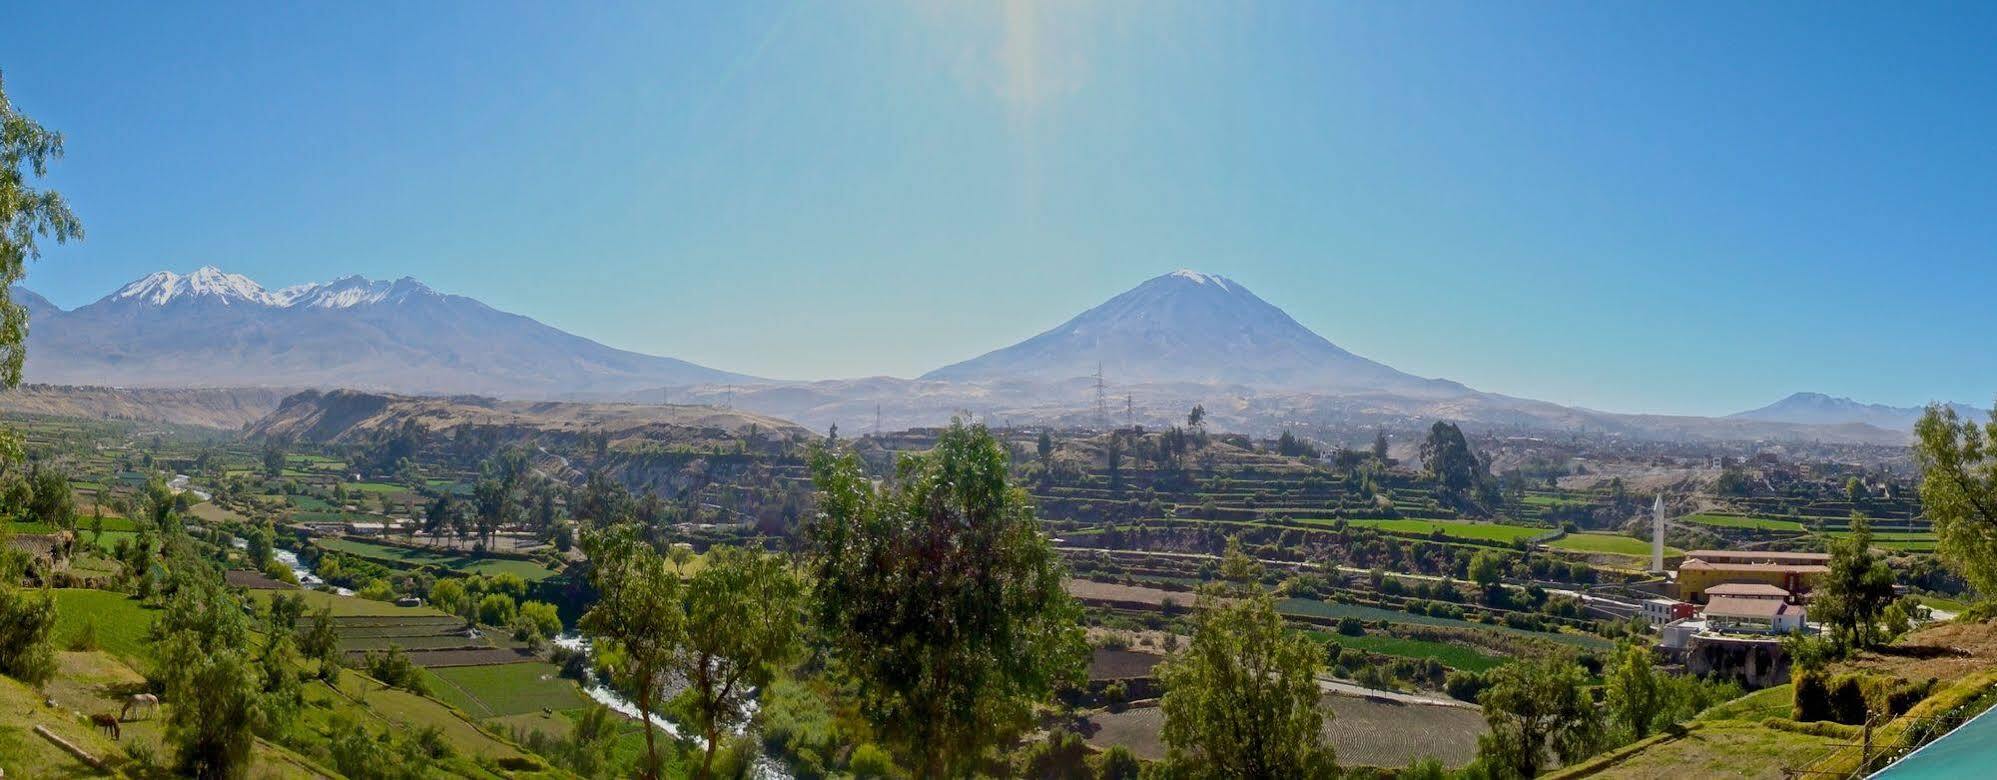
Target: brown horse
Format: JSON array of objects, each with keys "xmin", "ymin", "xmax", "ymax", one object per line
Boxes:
[{"xmin": 90, "ymin": 712, "xmax": 120, "ymax": 740}]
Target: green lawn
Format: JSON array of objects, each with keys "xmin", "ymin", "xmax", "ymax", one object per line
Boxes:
[
  {"xmin": 52, "ymin": 588, "xmax": 158, "ymax": 664},
  {"xmin": 422, "ymin": 662, "xmax": 587, "ymax": 718},
  {"xmin": 1685, "ymin": 513, "xmax": 1806, "ymax": 532},
  {"xmin": 1315, "ymin": 518, "xmax": 1547, "ymax": 544},
  {"xmin": 316, "ymin": 537, "xmax": 558, "ymax": 581},
  {"xmin": 1547, "ymin": 532, "xmax": 1680, "ymax": 557}
]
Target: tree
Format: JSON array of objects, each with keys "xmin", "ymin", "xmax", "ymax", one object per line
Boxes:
[
  {"xmin": 1158, "ymin": 589, "xmax": 1335, "ymax": 777},
  {"xmin": 580, "ymin": 525, "xmax": 684, "ymax": 779},
  {"xmin": 1372, "ymin": 430, "xmax": 1389, "ymax": 462},
  {"xmin": 804, "ymin": 421, "xmax": 1086, "ymax": 776},
  {"xmin": 1475, "ymin": 656, "xmax": 1601, "ymax": 778},
  {"xmin": 1419, "ymin": 422, "xmax": 1497, "ymax": 514},
  {"xmin": 1187, "ymin": 404, "xmax": 1206, "ymax": 430},
  {"xmin": 300, "ymin": 604, "xmax": 342, "ymax": 679},
  {"xmin": 0, "ymin": 70, "xmax": 83, "ymax": 441},
  {"xmin": 0, "ymin": 572, "xmax": 57, "ymax": 685},
  {"xmin": 1814, "ymin": 515, "xmax": 1897, "ymax": 649},
  {"xmin": 1468, "ymin": 549, "xmax": 1507, "ymax": 588},
  {"xmin": 1604, "ymin": 641, "xmax": 1663, "ymax": 741},
  {"xmin": 261, "ymin": 440, "xmax": 287, "ymax": 479},
  {"xmin": 673, "ymin": 545, "xmax": 806, "ymax": 778},
  {"xmin": 1914, "ymin": 404, "xmax": 1997, "ymax": 597},
  {"xmin": 244, "ymin": 521, "xmax": 274, "ymax": 569},
  {"xmin": 153, "ymin": 567, "xmax": 263, "ymax": 779}
]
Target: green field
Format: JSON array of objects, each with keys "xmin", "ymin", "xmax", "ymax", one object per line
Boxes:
[
  {"xmin": 253, "ymin": 587, "xmax": 451, "ymax": 618},
  {"xmin": 52, "ymin": 589, "xmax": 158, "ymax": 663},
  {"xmin": 1277, "ymin": 597, "xmax": 1611, "ymax": 650},
  {"xmin": 1319, "ymin": 518, "xmax": 1547, "ymax": 544},
  {"xmin": 423, "ymin": 662, "xmax": 587, "ymax": 718},
  {"xmin": 1685, "ymin": 513, "xmax": 1806, "ymax": 532},
  {"xmin": 1308, "ymin": 629, "xmax": 1508, "ymax": 672},
  {"xmin": 316, "ymin": 538, "xmax": 558, "ymax": 581},
  {"xmin": 1547, "ymin": 532, "xmax": 1680, "ymax": 557}
]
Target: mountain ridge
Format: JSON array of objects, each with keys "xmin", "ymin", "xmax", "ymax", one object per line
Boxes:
[
  {"xmin": 1730, "ymin": 392, "xmax": 1987, "ymax": 432},
  {"xmin": 18, "ymin": 267, "xmax": 758, "ymax": 396}
]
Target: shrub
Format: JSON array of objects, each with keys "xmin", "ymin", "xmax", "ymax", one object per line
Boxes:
[
  {"xmin": 476, "ymin": 593, "xmax": 516, "ymax": 627},
  {"xmin": 67, "ymin": 618, "xmax": 100, "ymax": 652},
  {"xmin": 849, "ymin": 743, "xmax": 898, "ymax": 778},
  {"xmin": 357, "ymin": 579, "xmax": 395, "ymax": 602},
  {"xmin": 1090, "ymin": 745, "xmax": 1141, "ymax": 780},
  {"xmin": 1829, "ymin": 674, "xmax": 1869, "ymax": 724}
]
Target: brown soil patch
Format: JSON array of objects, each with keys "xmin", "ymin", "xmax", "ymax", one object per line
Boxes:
[
  {"xmin": 1089, "ymin": 649, "xmax": 1164, "ymax": 680},
  {"xmin": 1083, "ymin": 694, "xmax": 1486, "ymax": 769},
  {"xmin": 1834, "ymin": 620, "xmax": 1997, "ymax": 681}
]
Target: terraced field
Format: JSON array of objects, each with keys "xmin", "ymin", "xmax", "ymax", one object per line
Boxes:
[
  {"xmin": 1312, "ymin": 518, "xmax": 1548, "ymax": 544},
  {"xmin": 1306, "ymin": 629, "xmax": 1509, "ymax": 672},
  {"xmin": 1277, "ymin": 597, "xmax": 1612, "ymax": 650},
  {"xmin": 315, "ymin": 537, "xmax": 559, "ymax": 581},
  {"xmin": 423, "ymin": 662, "xmax": 587, "ymax": 718},
  {"xmin": 1685, "ymin": 513, "xmax": 1807, "ymax": 532},
  {"xmin": 1548, "ymin": 532, "xmax": 1680, "ymax": 557}
]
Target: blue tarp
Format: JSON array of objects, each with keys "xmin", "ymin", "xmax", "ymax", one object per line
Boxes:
[{"xmin": 1871, "ymin": 703, "xmax": 1997, "ymax": 779}]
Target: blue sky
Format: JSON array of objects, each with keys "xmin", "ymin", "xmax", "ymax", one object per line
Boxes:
[{"xmin": 6, "ymin": 1, "xmax": 1996, "ymax": 416}]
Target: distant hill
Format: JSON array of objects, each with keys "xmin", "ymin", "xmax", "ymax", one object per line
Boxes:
[
  {"xmin": 1730, "ymin": 392, "xmax": 1987, "ymax": 432},
  {"xmin": 922, "ymin": 270, "xmax": 1467, "ymax": 396},
  {"xmin": 0, "ymin": 384, "xmax": 288, "ymax": 429},
  {"xmin": 16, "ymin": 267, "xmax": 755, "ymax": 397},
  {"xmin": 249, "ymin": 389, "xmax": 813, "ymax": 451}
]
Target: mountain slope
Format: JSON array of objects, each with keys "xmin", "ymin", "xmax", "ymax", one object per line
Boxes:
[
  {"xmin": 922, "ymin": 270, "xmax": 1466, "ymax": 396},
  {"xmin": 1731, "ymin": 392, "xmax": 1987, "ymax": 432},
  {"xmin": 21, "ymin": 267, "xmax": 756, "ymax": 397}
]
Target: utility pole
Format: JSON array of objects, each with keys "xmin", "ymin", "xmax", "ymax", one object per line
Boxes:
[{"xmin": 1095, "ymin": 362, "xmax": 1108, "ymax": 431}]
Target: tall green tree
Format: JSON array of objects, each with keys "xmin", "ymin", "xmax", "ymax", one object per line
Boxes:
[
  {"xmin": 153, "ymin": 565, "xmax": 266, "ymax": 779},
  {"xmin": 672, "ymin": 545, "xmax": 806, "ymax": 779},
  {"xmin": 580, "ymin": 525, "xmax": 684, "ymax": 779},
  {"xmin": 1814, "ymin": 515, "xmax": 1897, "ymax": 649},
  {"xmin": 1604, "ymin": 641, "xmax": 1663, "ymax": 742},
  {"xmin": 1475, "ymin": 656, "xmax": 1601, "ymax": 779},
  {"xmin": 1157, "ymin": 588, "xmax": 1335, "ymax": 778},
  {"xmin": 805, "ymin": 421, "xmax": 1086, "ymax": 777},
  {"xmin": 1419, "ymin": 422, "xmax": 1497, "ymax": 514},
  {"xmin": 1914, "ymin": 404, "xmax": 1997, "ymax": 598},
  {"xmin": 0, "ymin": 556, "xmax": 56, "ymax": 685},
  {"xmin": 0, "ymin": 71, "xmax": 83, "ymax": 460}
]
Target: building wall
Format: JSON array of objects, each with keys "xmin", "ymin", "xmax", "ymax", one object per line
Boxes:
[{"xmin": 1678, "ymin": 568, "xmax": 1823, "ymax": 602}]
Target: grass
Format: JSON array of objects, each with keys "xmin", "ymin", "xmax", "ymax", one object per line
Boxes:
[
  {"xmin": 1307, "ymin": 629, "xmax": 1509, "ymax": 672},
  {"xmin": 315, "ymin": 538, "xmax": 559, "ymax": 581},
  {"xmin": 1316, "ymin": 518, "xmax": 1548, "ymax": 544},
  {"xmin": 1699, "ymin": 683, "xmax": 1795, "ymax": 722},
  {"xmin": 1685, "ymin": 513, "xmax": 1807, "ymax": 532},
  {"xmin": 1548, "ymin": 532, "xmax": 1682, "ymax": 557},
  {"xmin": 53, "ymin": 588, "xmax": 158, "ymax": 664},
  {"xmin": 422, "ymin": 662, "xmax": 587, "ymax": 718},
  {"xmin": 0, "ymin": 671, "xmax": 130, "ymax": 778}
]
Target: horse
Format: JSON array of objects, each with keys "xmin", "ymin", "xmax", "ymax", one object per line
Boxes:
[
  {"xmin": 119, "ymin": 692, "xmax": 159, "ymax": 721},
  {"xmin": 90, "ymin": 712, "xmax": 120, "ymax": 740}
]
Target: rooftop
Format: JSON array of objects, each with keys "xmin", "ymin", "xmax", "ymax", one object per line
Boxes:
[
  {"xmin": 1704, "ymin": 595, "xmax": 1801, "ymax": 619},
  {"xmin": 1681, "ymin": 559, "xmax": 1830, "ymax": 574},
  {"xmin": 1683, "ymin": 549, "xmax": 1831, "ymax": 564},
  {"xmin": 1705, "ymin": 583, "xmax": 1792, "ymax": 599}
]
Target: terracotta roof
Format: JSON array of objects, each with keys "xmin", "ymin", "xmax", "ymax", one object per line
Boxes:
[
  {"xmin": 1704, "ymin": 583, "xmax": 1791, "ymax": 598},
  {"xmin": 1680, "ymin": 559, "xmax": 1829, "ymax": 574},
  {"xmin": 1704, "ymin": 596, "xmax": 1799, "ymax": 619},
  {"xmin": 1684, "ymin": 549, "xmax": 1830, "ymax": 564}
]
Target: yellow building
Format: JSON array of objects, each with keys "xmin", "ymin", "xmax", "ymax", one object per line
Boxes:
[{"xmin": 1675, "ymin": 552, "xmax": 1829, "ymax": 603}]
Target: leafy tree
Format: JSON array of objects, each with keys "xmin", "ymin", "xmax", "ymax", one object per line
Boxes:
[
  {"xmin": 1419, "ymin": 422, "xmax": 1497, "ymax": 514},
  {"xmin": 1914, "ymin": 404, "xmax": 1997, "ymax": 597},
  {"xmin": 300, "ymin": 604, "xmax": 342, "ymax": 679},
  {"xmin": 516, "ymin": 600, "xmax": 562, "ymax": 640},
  {"xmin": 260, "ymin": 440, "xmax": 287, "ymax": 479},
  {"xmin": 1372, "ymin": 430, "xmax": 1390, "ymax": 462},
  {"xmin": 1187, "ymin": 404, "xmax": 1206, "ymax": 429},
  {"xmin": 153, "ymin": 567, "xmax": 263, "ymax": 779},
  {"xmin": 427, "ymin": 578, "xmax": 467, "ymax": 616},
  {"xmin": 581, "ymin": 525, "xmax": 684, "ymax": 779},
  {"xmin": 475, "ymin": 592, "xmax": 516, "ymax": 626},
  {"xmin": 804, "ymin": 421, "xmax": 1086, "ymax": 777},
  {"xmin": 0, "ymin": 70, "xmax": 83, "ymax": 442},
  {"xmin": 1604, "ymin": 642, "xmax": 1663, "ymax": 741},
  {"xmin": 244, "ymin": 521, "xmax": 274, "ymax": 569},
  {"xmin": 1475, "ymin": 655, "xmax": 1601, "ymax": 778},
  {"xmin": 1814, "ymin": 515, "xmax": 1897, "ymax": 649},
  {"xmin": 0, "ymin": 572, "xmax": 56, "ymax": 685},
  {"xmin": 673, "ymin": 545, "xmax": 806, "ymax": 778},
  {"xmin": 1158, "ymin": 588, "xmax": 1336, "ymax": 777},
  {"xmin": 1468, "ymin": 549, "xmax": 1507, "ymax": 588}
]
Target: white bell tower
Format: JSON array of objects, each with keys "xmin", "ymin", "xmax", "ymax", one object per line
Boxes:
[{"xmin": 1651, "ymin": 494, "xmax": 1666, "ymax": 573}]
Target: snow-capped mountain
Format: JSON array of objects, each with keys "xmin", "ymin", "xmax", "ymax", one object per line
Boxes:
[
  {"xmin": 1730, "ymin": 392, "xmax": 1987, "ymax": 432},
  {"xmin": 922, "ymin": 269, "xmax": 1467, "ymax": 396},
  {"xmin": 18, "ymin": 267, "xmax": 756, "ymax": 396}
]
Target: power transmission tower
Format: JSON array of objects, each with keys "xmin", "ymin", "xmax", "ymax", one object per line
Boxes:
[
  {"xmin": 1126, "ymin": 394, "xmax": 1134, "ymax": 429},
  {"xmin": 1095, "ymin": 362, "xmax": 1108, "ymax": 430},
  {"xmin": 874, "ymin": 403, "xmax": 881, "ymax": 437}
]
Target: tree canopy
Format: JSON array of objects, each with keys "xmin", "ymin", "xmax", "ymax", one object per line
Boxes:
[
  {"xmin": 804, "ymin": 421, "xmax": 1086, "ymax": 777},
  {"xmin": 1158, "ymin": 587, "xmax": 1336, "ymax": 778},
  {"xmin": 1914, "ymin": 404, "xmax": 1997, "ymax": 598}
]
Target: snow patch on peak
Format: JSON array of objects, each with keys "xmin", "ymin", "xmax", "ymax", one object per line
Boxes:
[
  {"xmin": 113, "ymin": 267, "xmax": 275, "ymax": 306},
  {"xmin": 1168, "ymin": 269, "xmax": 1233, "ymax": 291}
]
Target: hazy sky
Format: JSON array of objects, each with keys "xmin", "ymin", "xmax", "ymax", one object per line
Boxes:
[{"xmin": 7, "ymin": 2, "xmax": 1997, "ymax": 416}]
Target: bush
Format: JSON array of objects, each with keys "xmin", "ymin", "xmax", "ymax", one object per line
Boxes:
[
  {"xmin": 1830, "ymin": 674, "xmax": 1869, "ymax": 725},
  {"xmin": 848, "ymin": 743, "xmax": 898, "ymax": 778},
  {"xmin": 476, "ymin": 593, "xmax": 516, "ymax": 627},
  {"xmin": 357, "ymin": 579, "xmax": 396, "ymax": 602},
  {"xmin": 67, "ymin": 618, "xmax": 100, "ymax": 652},
  {"xmin": 365, "ymin": 645, "xmax": 428, "ymax": 695},
  {"xmin": 1793, "ymin": 671, "xmax": 1832, "ymax": 722},
  {"xmin": 1090, "ymin": 745, "xmax": 1141, "ymax": 780}
]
